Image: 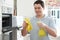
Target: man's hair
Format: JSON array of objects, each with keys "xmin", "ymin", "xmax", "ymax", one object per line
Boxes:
[{"xmin": 34, "ymin": 0, "xmax": 44, "ymax": 8}]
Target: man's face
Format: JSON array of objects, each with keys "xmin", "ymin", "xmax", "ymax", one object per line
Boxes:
[{"xmin": 34, "ymin": 4, "xmax": 44, "ymax": 16}]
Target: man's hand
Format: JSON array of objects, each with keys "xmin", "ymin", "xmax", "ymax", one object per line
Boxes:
[
  {"xmin": 21, "ymin": 21, "xmax": 28, "ymax": 36},
  {"xmin": 37, "ymin": 21, "xmax": 47, "ymax": 29},
  {"xmin": 23, "ymin": 21, "xmax": 28, "ymax": 29}
]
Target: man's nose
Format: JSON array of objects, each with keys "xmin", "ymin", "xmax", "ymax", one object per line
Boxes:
[{"xmin": 36, "ymin": 9, "xmax": 39, "ymax": 11}]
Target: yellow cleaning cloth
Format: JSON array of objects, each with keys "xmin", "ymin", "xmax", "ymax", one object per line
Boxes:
[
  {"xmin": 24, "ymin": 18, "xmax": 32, "ymax": 32},
  {"xmin": 37, "ymin": 21, "xmax": 46, "ymax": 37},
  {"xmin": 38, "ymin": 28, "xmax": 46, "ymax": 37}
]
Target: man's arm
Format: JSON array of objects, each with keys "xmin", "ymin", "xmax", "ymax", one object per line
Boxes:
[
  {"xmin": 44, "ymin": 25, "xmax": 57, "ymax": 37},
  {"xmin": 21, "ymin": 21, "xmax": 28, "ymax": 36},
  {"xmin": 37, "ymin": 22, "xmax": 57, "ymax": 37}
]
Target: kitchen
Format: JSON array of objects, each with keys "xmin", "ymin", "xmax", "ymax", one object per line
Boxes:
[{"xmin": 0, "ymin": 0, "xmax": 60, "ymax": 40}]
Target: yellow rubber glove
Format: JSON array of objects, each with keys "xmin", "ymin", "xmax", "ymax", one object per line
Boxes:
[
  {"xmin": 24, "ymin": 18, "xmax": 32, "ymax": 32},
  {"xmin": 37, "ymin": 21, "xmax": 46, "ymax": 37}
]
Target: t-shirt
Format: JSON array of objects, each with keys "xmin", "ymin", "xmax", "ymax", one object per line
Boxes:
[{"xmin": 30, "ymin": 16, "xmax": 55, "ymax": 40}]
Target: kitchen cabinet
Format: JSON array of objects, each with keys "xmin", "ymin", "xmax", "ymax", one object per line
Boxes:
[
  {"xmin": 2, "ymin": 31, "xmax": 12, "ymax": 40},
  {"xmin": 2, "ymin": 0, "xmax": 14, "ymax": 14}
]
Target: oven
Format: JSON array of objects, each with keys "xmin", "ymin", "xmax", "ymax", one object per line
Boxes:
[{"xmin": 2, "ymin": 13, "xmax": 12, "ymax": 33}]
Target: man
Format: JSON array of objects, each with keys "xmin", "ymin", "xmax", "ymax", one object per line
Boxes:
[{"xmin": 21, "ymin": 0, "xmax": 57, "ymax": 40}]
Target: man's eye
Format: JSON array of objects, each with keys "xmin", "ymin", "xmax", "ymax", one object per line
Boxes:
[
  {"xmin": 34, "ymin": 7, "xmax": 41, "ymax": 9},
  {"xmin": 35, "ymin": 8, "xmax": 37, "ymax": 9}
]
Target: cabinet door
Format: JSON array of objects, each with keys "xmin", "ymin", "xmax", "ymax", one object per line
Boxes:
[{"xmin": 2, "ymin": 0, "xmax": 14, "ymax": 14}]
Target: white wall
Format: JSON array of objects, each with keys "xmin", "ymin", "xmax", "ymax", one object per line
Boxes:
[
  {"xmin": 17, "ymin": 0, "xmax": 36, "ymax": 17},
  {"xmin": 17, "ymin": 0, "xmax": 47, "ymax": 17}
]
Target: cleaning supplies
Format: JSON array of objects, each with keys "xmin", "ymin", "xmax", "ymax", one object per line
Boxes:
[
  {"xmin": 38, "ymin": 28, "xmax": 46, "ymax": 37},
  {"xmin": 37, "ymin": 21, "xmax": 46, "ymax": 37},
  {"xmin": 24, "ymin": 18, "xmax": 32, "ymax": 32},
  {"xmin": 24, "ymin": 18, "xmax": 46, "ymax": 37}
]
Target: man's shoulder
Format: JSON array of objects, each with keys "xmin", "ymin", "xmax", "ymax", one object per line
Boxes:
[
  {"xmin": 30, "ymin": 16, "xmax": 36, "ymax": 20},
  {"xmin": 45, "ymin": 16, "xmax": 54, "ymax": 20}
]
